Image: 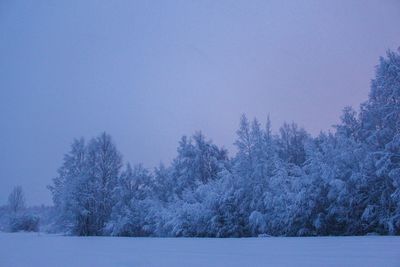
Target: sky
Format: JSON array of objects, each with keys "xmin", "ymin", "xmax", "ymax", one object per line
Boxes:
[{"xmin": 0, "ymin": 0, "xmax": 399, "ymax": 205}]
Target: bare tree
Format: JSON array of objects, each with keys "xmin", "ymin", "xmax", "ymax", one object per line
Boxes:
[{"xmin": 8, "ymin": 186, "xmax": 26, "ymax": 214}]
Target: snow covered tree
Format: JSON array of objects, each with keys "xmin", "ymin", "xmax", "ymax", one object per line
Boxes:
[
  {"xmin": 277, "ymin": 122, "xmax": 309, "ymax": 166},
  {"xmin": 358, "ymin": 50, "xmax": 400, "ymax": 234},
  {"xmin": 152, "ymin": 163, "xmax": 175, "ymax": 204},
  {"xmin": 8, "ymin": 186, "xmax": 26, "ymax": 214},
  {"xmin": 6, "ymin": 186, "xmax": 40, "ymax": 232},
  {"xmin": 335, "ymin": 106, "xmax": 360, "ymax": 140},
  {"xmin": 171, "ymin": 132, "xmax": 228, "ymax": 196},
  {"xmin": 162, "ymin": 132, "xmax": 230, "ymax": 236},
  {"xmin": 106, "ymin": 164, "xmax": 153, "ymax": 236},
  {"xmin": 49, "ymin": 133, "xmax": 122, "ymax": 235},
  {"xmin": 231, "ymin": 115, "xmax": 284, "ymax": 236},
  {"xmin": 84, "ymin": 132, "xmax": 123, "ymax": 235},
  {"xmin": 48, "ymin": 138, "xmax": 87, "ymax": 233}
]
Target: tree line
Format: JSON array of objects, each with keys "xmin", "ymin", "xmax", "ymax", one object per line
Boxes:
[{"xmin": 24, "ymin": 50, "xmax": 400, "ymax": 236}]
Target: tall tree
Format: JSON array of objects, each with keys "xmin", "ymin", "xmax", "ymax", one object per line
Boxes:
[
  {"xmin": 85, "ymin": 132, "xmax": 123, "ymax": 235},
  {"xmin": 277, "ymin": 122, "xmax": 309, "ymax": 166},
  {"xmin": 8, "ymin": 186, "xmax": 26, "ymax": 214},
  {"xmin": 358, "ymin": 50, "xmax": 400, "ymax": 234},
  {"xmin": 171, "ymin": 132, "xmax": 228, "ymax": 196},
  {"xmin": 48, "ymin": 138, "xmax": 87, "ymax": 233},
  {"xmin": 49, "ymin": 133, "xmax": 122, "ymax": 236}
]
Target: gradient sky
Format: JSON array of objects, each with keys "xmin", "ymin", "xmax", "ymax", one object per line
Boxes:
[{"xmin": 1, "ymin": 0, "xmax": 400, "ymax": 205}]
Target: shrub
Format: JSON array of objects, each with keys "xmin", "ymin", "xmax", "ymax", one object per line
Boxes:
[{"xmin": 9, "ymin": 214, "xmax": 40, "ymax": 232}]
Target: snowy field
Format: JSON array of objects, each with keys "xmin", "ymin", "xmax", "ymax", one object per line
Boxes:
[{"xmin": 0, "ymin": 232, "xmax": 399, "ymax": 267}]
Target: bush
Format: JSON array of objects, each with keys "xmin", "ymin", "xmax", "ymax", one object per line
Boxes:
[{"xmin": 9, "ymin": 214, "xmax": 40, "ymax": 232}]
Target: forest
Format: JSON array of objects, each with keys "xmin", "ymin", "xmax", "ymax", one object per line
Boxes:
[{"xmin": 2, "ymin": 50, "xmax": 400, "ymax": 237}]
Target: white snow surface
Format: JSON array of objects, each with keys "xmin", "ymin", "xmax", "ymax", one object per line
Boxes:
[{"xmin": 1, "ymin": 232, "xmax": 399, "ymax": 267}]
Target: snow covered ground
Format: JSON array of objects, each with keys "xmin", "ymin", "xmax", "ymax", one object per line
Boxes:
[{"xmin": 0, "ymin": 232, "xmax": 399, "ymax": 267}]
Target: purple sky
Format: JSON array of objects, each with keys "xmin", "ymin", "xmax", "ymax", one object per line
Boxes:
[{"xmin": 1, "ymin": 0, "xmax": 400, "ymax": 205}]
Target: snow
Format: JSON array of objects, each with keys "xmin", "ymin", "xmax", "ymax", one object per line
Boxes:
[{"xmin": 1, "ymin": 232, "xmax": 399, "ymax": 267}]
